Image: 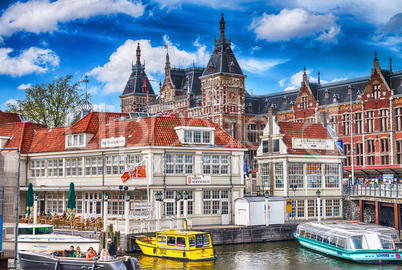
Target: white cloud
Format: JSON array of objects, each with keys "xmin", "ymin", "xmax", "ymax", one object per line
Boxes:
[
  {"xmin": 281, "ymin": 69, "xmax": 348, "ymax": 90},
  {"xmin": 238, "ymin": 58, "xmax": 288, "ymax": 74},
  {"xmin": 17, "ymin": 83, "xmax": 32, "ymax": 90},
  {"xmin": 0, "ymin": 0, "xmax": 145, "ymax": 38},
  {"xmin": 0, "ymin": 47, "xmax": 59, "ymax": 77},
  {"xmin": 153, "ymin": 0, "xmax": 260, "ymax": 10},
  {"xmin": 250, "ymin": 46, "xmax": 261, "ymax": 54},
  {"xmin": 89, "ymin": 37, "xmax": 210, "ymax": 94},
  {"xmin": 5, "ymin": 99, "xmax": 18, "ymax": 107},
  {"xmin": 279, "ymin": 78, "xmax": 286, "ymax": 87},
  {"xmin": 93, "ymin": 102, "xmax": 118, "ymax": 112},
  {"xmin": 249, "ymin": 8, "xmax": 340, "ymax": 43},
  {"xmin": 284, "ymin": 86, "xmax": 297, "ymax": 91}
]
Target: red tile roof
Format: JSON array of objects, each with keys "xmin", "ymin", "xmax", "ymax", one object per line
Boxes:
[
  {"xmin": 64, "ymin": 112, "xmax": 129, "ymax": 134},
  {"xmin": 0, "ymin": 110, "xmax": 22, "ymax": 124},
  {"xmin": 278, "ymin": 122, "xmax": 341, "ymax": 156},
  {"xmin": 0, "ymin": 122, "xmax": 46, "ymax": 153}
]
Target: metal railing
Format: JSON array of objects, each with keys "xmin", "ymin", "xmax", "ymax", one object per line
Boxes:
[
  {"xmin": 345, "ymin": 184, "xmax": 402, "ymax": 198},
  {"xmin": 111, "ymin": 217, "xmax": 193, "ymax": 234}
]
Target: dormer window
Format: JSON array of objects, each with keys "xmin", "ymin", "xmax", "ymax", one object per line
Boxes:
[
  {"xmin": 247, "ymin": 103, "xmax": 253, "ymax": 112},
  {"xmin": 265, "ymin": 99, "xmax": 269, "ymax": 106},
  {"xmin": 229, "ymin": 60, "xmax": 235, "ymax": 73},
  {"xmin": 66, "ymin": 134, "xmax": 85, "ymax": 148},
  {"xmin": 283, "ymin": 95, "xmax": 287, "ymax": 103},
  {"xmin": 333, "ymin": 94, "xmax": 339, "ymax": 103},
  {"xmin": 325, "ymin": 89, "xmax": 329, "ymax": 98},
  {"xmin": 209, "ymin": 63, "xmax": 215, "ymax": 73},
  {"xmin": 175, "ymin": 126, "xmax": 215, "ymax": 145}
]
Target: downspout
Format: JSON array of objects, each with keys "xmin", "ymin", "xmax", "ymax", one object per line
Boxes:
[
  {"xmin": 25, "ymin": 156, "xmax": 29, "ymax": 186},
  {"xmin": 102, "ymin": 151, "xmax": 105, "ymax": 186}
]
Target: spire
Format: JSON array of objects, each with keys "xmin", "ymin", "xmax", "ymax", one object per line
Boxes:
[
  {"xmin": 302, "ymin": 67, "xmax": 308, "ymax": 83},
  {"xmin": 390, "ymin": 57, "xmax": 393, "ymax": 72},
  {"xmin": 165, "ymin": 52, "xmax": 170, "ymax": 76},
  {"xmin": 219, "ymin": 13, "xmax": 226, "ymax": 40},
  {"xmin": 373, "ymin": 51, "xmax": 380, "ymax": 71},
  {"xmin": 136, "ymin": 43, "xmax": 141, "ymax": 65},
  {"xmin": 318, "ymin": 71, "xmax": 321, "ymax": 84}
]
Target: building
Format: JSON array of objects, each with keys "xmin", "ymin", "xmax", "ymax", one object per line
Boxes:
[
  {"xmin": 0, "ymin": 111, "xmax": 246, "ymax": 225},
  {"xmin": 255, "ymin": 111, "xmax": 344, "ymax": 221},
  {"xmin": 120, "ymin": 14, "xmax": 402, "ymax": 188}
]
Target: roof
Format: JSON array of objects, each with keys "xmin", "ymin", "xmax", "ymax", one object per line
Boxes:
[
  {"xmin": 0, "ymin": 122, "xmax": 46, "ymax": 153},
  {"xmin": 235, "ymin": 196, "xmax": 285, "ymax": 202},
  {"xmin": 0, "ymin": 110, "xmax": 22, "ymax": 124},
  {"xmin": 26, "ymin": 113, "xmax": 245, "ymax": 153},
  {"xmin": 277, "ymin": 122, "xmax": 341, "ymax": 156}
]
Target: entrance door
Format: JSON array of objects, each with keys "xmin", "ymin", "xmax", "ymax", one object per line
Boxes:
[
  {"xmin": 84, "ymin": 192, "xmax": 102, "ymax": 218},
  {"xmin": 221, "ymin": 201, "xmax": 230, "ymax": 225}
]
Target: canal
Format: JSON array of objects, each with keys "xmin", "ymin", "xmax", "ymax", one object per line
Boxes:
[{"xmin": 131, "ymin": 241, "xmax": 402, "ymax": 270}]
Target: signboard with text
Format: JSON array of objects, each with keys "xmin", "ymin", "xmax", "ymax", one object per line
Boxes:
[
  {"xmin": 292, "ymin": 138, "xmax": 334, "ymax": 150},
  {"xmin": 187, "ymin": 175, "xmax": 211, "ymax": 185}
]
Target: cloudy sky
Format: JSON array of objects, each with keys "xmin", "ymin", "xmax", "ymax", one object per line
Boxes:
[{"xmin": 0, "ymin": 0, "xmax": 401, "ymax": 112}]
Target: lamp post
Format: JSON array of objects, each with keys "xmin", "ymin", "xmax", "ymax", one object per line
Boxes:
[
  {"xmin": 176, "ymin": 191, "xmax": 181, "ymax": 229},
  {"xmin": 103, "ymin": 192, "xmax": 109, "ymax": 231},
  {"xmin": 348, "ymin": 85, "xmax": 355, "ymax": 185},
  {"xmin": 290, "ymin": 184, "xmax": 297, "ymax": 224},
  {"xmin": 155, "ymin": 191, "xmax": 162, "ymax": 231},
  {"xmin": 264, "ymin": 190, "xmax": 270, "ymax": 227},
  {"xmin": 316, "ymin": 190, "xmax": 321, "ymax": 223},
  {"xmin": 125, "ymin": 191, "xmax": 130, "ymax": 234},
  {"xmin": 183, "ymin": 191, "xmax": 188, "ymax": 221},
  {"xmin": 33, "ymin": 192, "xmax": 38, "ymax": 225}
]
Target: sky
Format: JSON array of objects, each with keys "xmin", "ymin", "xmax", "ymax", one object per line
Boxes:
[{"xmin": 0, "ymin": 0, "xmax": 401, "ymax": 113}]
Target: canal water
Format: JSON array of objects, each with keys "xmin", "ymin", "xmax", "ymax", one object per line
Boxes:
[{"xmin": 131, "ymin": 241, "xmax": 402, "ymax": 270}]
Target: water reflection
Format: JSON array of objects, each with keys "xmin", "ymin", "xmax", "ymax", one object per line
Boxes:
[{"xmin": 132, "ymin": 241, "xmax": 402, "ymax": 270}]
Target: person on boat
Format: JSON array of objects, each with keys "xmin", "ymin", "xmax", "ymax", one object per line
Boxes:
[
  {"xmin": 86, "ymin": 247, "xmax": 98, "ymax": 261},
  {"xmin": 107, "ymin": 238, "xmax": 116, "ymax": 259},
  {"xmin": 64, "ymin": 245, "xmax": 74, "ymax": 257},
  {"xmin": 73, "ymin": 246, "xmax": 84, "ymax": 258},
  {"xmin": 99, "ymin": 249, "xmax": 109, "ymax": 260},
  {"xmin": 116, "ymin": 246, "xmax": 125, "ymax": 257}
]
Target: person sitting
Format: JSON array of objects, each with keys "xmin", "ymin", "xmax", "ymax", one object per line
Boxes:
[
  {"xmin": 99, "ymin": 249, "xmax": 109, "ymax": 260},
  {"xmin": 116, "ymin": 246, "xmax": 125, "ymax": 257},
  {"xmin": 86, "ymin": 247, "xmax": 97, "ymax": 261},
  {"xmin": 64, "ymin": 245, "xmax": 74, "ymax": 257},
  {"xmin": 53, "ymin": 211, "xmax": 58, "ymax": 217},
  {"xmin": 73, "ymin": 246, "xmax": 84, "ymax": 258}
]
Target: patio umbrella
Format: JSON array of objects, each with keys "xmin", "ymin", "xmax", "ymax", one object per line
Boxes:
[
  {"xmin": 26, "ymin": 183, "xmax": 34, "ymax": 219},
  {"xmin": 67, "ymin": 182, "xmax": 76, "ymax": 228}
]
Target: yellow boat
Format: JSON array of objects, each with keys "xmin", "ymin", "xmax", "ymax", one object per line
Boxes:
[{"xmin": 135, "ymin": 229, "xmax": 216, "ymax": 261}]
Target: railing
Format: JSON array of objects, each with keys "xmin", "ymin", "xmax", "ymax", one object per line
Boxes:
[
  {"xmin": 345, "ymin": 184, "xmax": 402, "ymax": 198},
  {"xmin": 110, "ymin": 217, "xmax": 193, "ymax": 234}
]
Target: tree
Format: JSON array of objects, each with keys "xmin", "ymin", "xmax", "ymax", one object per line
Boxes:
[{"xmin": 7, "ymin": 75, "xmax": 85, "ymax": 127}]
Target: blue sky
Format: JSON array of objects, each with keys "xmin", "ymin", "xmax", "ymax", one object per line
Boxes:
[{"xmin": 0, "ymin": 0, "xmax": 401, "ymax": 113}]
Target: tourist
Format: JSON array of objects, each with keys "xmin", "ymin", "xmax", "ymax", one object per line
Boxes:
[
  {"xmin": 62, "ymin": 211, "xmax": 66, "ymax": 218},
  {"xmin": 99, "ymin": 249, "xmax": 109, "ymax": 260},
  {"xmin": 116, "ymin": 246, "xmax": 125, "ymax": 257},
  {"xmin": 73, "ymin": 246, "xmax": 84, "ymax": 258},
  {"xmin": 47, "ymin": 211, "xmax": 52, "ymax": 219},
  {"xmin": 107, "ymin": 238, "xmax": 116, "ymax": 259},
  {"xmin": 64, "ymin": 245, "xmax": 74, "ymax": 257},
  {"xmin": 53, "ymin": 211, "xmax": 58, "ymax": 217},
  {"xmin": 86, "ymin": 247, "xmax": 97, "ymax": 261}
]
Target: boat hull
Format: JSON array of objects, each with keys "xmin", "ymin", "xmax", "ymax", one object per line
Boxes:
[
  {"xmin": 296, "ymin": 235, "xmax": 402, "ymax": 264},
  {"xmin": 136, "ymin": 238, "xmax": 215, "ymax": 261},
  {"xmin": 19, "ymin": 251, "xmax": 139, "ymax": 270}
]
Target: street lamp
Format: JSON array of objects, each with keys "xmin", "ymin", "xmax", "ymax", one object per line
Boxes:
[
  {"xmin": 183, "ymin": 191, "xmax": 189, "ymax": 220},
  {"xmin": 33, "ymin": 192, "xmax": 38, "ymax": 225},
  {"xmin": 103, "ymin": 192, "xmax": 109, "ymax": 231},
  {"xmin": 290, "ymin": 184, "xmax": 297, "ymax": 224},
  {"xmin": 119, "ymin": 186, "xmax": 128, "ymax": 220},
  {"xmin": 124, "ymin": 191, "xmax": 130, "ymax": 233},
  {"xmin": 176, "ymin": 191, "xmax": 181, "ymax": 229},
  {"xmin": 316, "ymin": 190, "xmax": 321, "ymax": 223},
  {"xmin": 125, "ymin": 192, "xmax": 130, "ymax": 202},
  {"xmin": 264, "ymin": 190, "xmax": 270, "ymax": 227}
]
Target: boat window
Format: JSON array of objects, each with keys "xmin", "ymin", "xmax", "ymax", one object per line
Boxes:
[
  {"xmin": 35, "ymin": 226, "xmax": 53, "ymax": 235},
  {"xmin": 196, "ymin": 235, "xmax": 203, "ymax": 248},
  {"xmin": 329, "ymin": 236, "xmax": 337, "ymax": 246},
  {"xmin": 378, "ymin": 235, "xmax": 394, "ymax": 250},
  {"xmin": 157, "ymin": 235, "xmax": 166, "ymax": 243},
  {"xmin": 316, "ymin": 235, "xmax": 323, "ymax": 242},
  {"xmin": 299, "ymin": 229, "xmax": 305, "ymax": 237},
  {"xmin": 347, "ymin": 235, "xmax": 363, "ymax": 250},
  {"xmin": 18, "ymin": 228, "xmax": 33, "ymax": 235},
  {"xmin": 167, "ymin": 236, "xmax": 176, "ymax": 246},
  {"xmin": 177, "ymin": 237, "xmax": 186, "ymax": 247},
  {"xmin": 323, "ymin": 236, "xmax": 329, "ymax": 244},
  {"xmin": 310, "ymin": 234, "xmax": 317, "ymax": 240},
  {"xmin": 337, "ymin": 238, "xmax": 346, "ymax": 249},
  {"xmin": 203, "ymin": 235, "xmax": 210, "ymax": 246},
  {"xmin": 188, "ymin": 236, "xmax": 195, "ymax": 247},
  {"xmin": 305, "ymin": 232, "xmax": 311, "ymax": 239}
]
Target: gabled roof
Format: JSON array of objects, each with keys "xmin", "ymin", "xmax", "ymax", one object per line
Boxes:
[
  {"xmin": 0, "ymin": 110, "xmax": 22, "ymax": 124},
  {"xmin": 277, "ymin": 122, "xmax": 341, "ymax": 156},
  {"xmin": 0, "ymin": 122, "xmax": 46, "ymax": 153}
]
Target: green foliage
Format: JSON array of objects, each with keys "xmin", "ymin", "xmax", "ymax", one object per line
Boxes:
[{"xmin": 8, "ymin": 75, "xmax": 85, "ymax": 127}]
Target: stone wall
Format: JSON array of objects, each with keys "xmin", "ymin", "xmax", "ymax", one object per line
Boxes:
[
  {"xmin": 343, "ymin": 200, "xmax": 360, "ymax": 220},
  {"xmin": 343, "ymin": 199, "xmax": 396, "ymax": 227}
]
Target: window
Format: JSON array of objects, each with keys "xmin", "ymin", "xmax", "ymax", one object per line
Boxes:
[
  {"xmin": 373, "ymin": 84, "xmax": 380, "ymax": 99},
  {"xmin": 289, "ymin": 163, "xmax": 304, "ymax": 188},
  {"xmin": 46, "ymin": 192, "xmax": 64, "ymax": 214},
  {"xmin": 395, "ymin": 108, "xmax": 402, "ymax": 131},
  {"xmin": 229, "ymin": 122, "xmax": 237, "ymax": 139},
  {"xmin": 380, "ymin": 138, "xmax": 389, "ymax": 165},
  {"xmin": 344, "ymin": 144, "xmax": 351, "ymax": 166},
  {"xmin": 330, "ymin": 115, "xmax": 338, "ymax": 135},
  {"xmin": 45, "ymin": 159, "xmax": 63, "ymax": 177},
  {"xmin": 31, "ymin": 160, "xmax": 46, "ymax": 178},
  {"xmin": 297, "ymin": 200, "xmax": 305, "ymax": 218},
  {"xmin": 356, "ymin": 143, "xmax": 363, "ymax": 166},
  {"xmin": 66, "ymin": 134, "xmax": 85, "ymax": 148},
  {"xmin": 366, "ymin": 111, "xmax": 375, "ymax": 133},
  {"xmin": 273, "ymin": 139, "xmax": 279, "ymax": 152},
  {"xmin": 307, "ymin": 200, "xmax": 316, "ymax": 217},
  {"xmin": 165, "ymin": 154, "xmax": 192, "ymax": 175},
  {"xmin": 379, "ymin": 109, "xmax": 388, "ymax": 132},
  {"xmin": 66, "ymin": 158, "xmax": 82, "ymax": 177},
  {"xmin": 203, "ymin": 155, "xmax": 228, "ymax": 175},
  {"xmin": 203, "ymin": 190, "xmax": 228, "ymax": 215},
  {"xmin": 324, "ymin": 164, "xmax": 339, "ymax": 188},
  {"xmin": 260, "ymin": 163, "xmax": 269, "ymax": 188},
  {"xmin": 397, "ymin": 141, "xmax": 402, "ymax": 164},
  {"xmin": 274, "ymin": 162, "xmax": 284, "ymax": 188},
  {"xmin": 86, "ymin": 157, "xmax": 103, "ymax": 176},
  {"xmin": 367, "ymin": 140, "xmax": 375, "ymax": 165},
  {"xmin": 342, "ymin": 114, "xmax": 350, "ymax": 135},
  {"xmin": 326, "ymin": 200, "xmax": 333, "ymax": 217},
  {"xmin": 183, "ymin": 130, "xmax": 211, "ymax": 144},
  {"xmin": 307, "ymin": 163, "xmax": 321, "ymax": 188},
  {"xmin": 247, "ymin": 124, "xmax": 258, "ymax": 143},
  {"xmin": 301, "ymin": 96, "xmax": 308, "ymax": 110},
  {"xmin": 262, "ymin": 141, "xmax": 268, "ymax": 153},
  {"xmin": 354, "ymin": 112, "xmax": 362, "ymax": 134},
  {"xmin": 105, "ymin": 155, "xmax": 124, "ymax": 175}
]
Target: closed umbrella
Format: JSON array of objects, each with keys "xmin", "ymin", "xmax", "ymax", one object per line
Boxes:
[
  {"xmin": 67, "ymin": 182, "xmax": 76, "ymax": 228},
  {"xmin": 26, "ymin": 183, "xmax": 34, "ymax": 220}
]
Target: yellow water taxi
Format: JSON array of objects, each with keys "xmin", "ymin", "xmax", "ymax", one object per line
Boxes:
[{"xmin": 135, "ymin": 229, "xmax": 216, "ymax": 261}]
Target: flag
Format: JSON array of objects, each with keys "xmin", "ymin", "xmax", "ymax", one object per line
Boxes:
[
  {"xmin": 144, "ymin": 79, "xmax": 149, "ymax": 102},
  {"xmin": 121, "ymin": 160, "xmax": 147, "ymax": 183},
  {"xmin": 164, "ymin": 44, "xmax": 168, "ymax": 49}
]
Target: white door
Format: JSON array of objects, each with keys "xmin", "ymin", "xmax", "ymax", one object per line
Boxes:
[
  {"xmin": 85, "ymin": 200, "xmax": 102, "ymax": 218},
  {"xmin": 221, "ymin": 201, "xmax": 230, "ymax": 225}
]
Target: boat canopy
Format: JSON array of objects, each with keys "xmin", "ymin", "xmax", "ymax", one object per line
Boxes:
[{"xmin": 296, "ymin": 223, "xmax": 395, "ymax": 251}]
